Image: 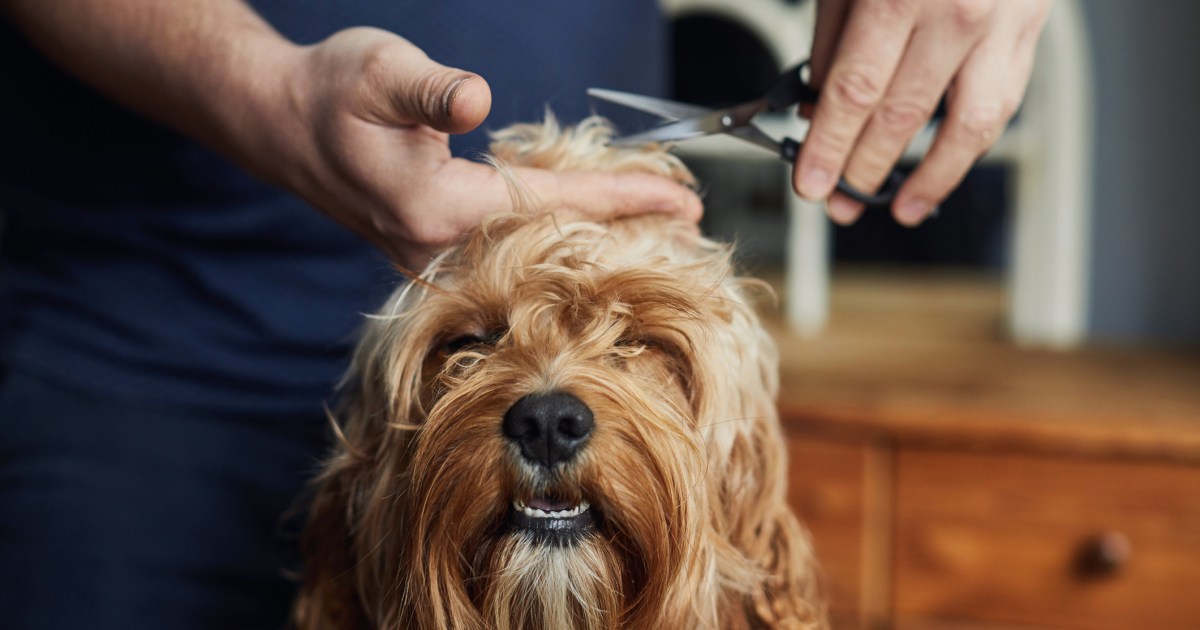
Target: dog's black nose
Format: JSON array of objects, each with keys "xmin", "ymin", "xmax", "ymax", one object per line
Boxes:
[{"xmin": 502, "ymin": 392, "xmax": 594, "ymax": 468}]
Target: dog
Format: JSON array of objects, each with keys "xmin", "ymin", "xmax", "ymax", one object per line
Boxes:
[{"xmin": 294, "ymin": 117, "xmax": 826, "ymax": 629}]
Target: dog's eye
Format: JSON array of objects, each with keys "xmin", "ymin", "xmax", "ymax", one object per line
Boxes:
[
  {"xmin": 443, "ymin": 335, "xmax": 483, "ymax": 353},
  {"xmin": 441, "ymin": 329, "xmax": 504, "ymax": 354},
  {"xmin": 615, "ymin": 337, "xmax": 654, "ymax": 350}
]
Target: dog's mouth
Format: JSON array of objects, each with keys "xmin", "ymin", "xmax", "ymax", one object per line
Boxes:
[{"xmin": 507, "ymin": 497, "xmax": 596, "ymax": 545}]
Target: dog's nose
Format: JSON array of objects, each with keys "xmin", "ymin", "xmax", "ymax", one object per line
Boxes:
[{"xmin": 502, "ymin": 391, "xmax": 594, "ymax": 468}]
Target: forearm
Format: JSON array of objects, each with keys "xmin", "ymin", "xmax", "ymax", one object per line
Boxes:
[
  {"xmin": 3, "ymin": 0, "xmax": 301, "ymax": 180},
  {"xmin": 3, "ymin": 1, "xmax": 703, "ymax": 268}
]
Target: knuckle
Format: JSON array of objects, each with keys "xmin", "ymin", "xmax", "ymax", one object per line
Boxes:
[
  {"xmin": 949, "ymin": 104, "xmax": 1002, "ymax": 147},
  {"xmin": 948, "ymin": 0, "xmax": 995, "ymax": 31},
  {"xmin": 802, "ymin": 131, "xmax": 853, "ymax": 167},
  {"xmin": 355, "ymin": 43, "xmax": 404, "ymax": 108},
  {"xmin": 848, "ymin": 147, "xmax": 897, "ymax": 189},
  {"xmin": 876, "ymin": 99, "xmax": 930, "ymax": 136},
  {"xmin": 828, "ymin": 65, "xmax": 887, "ymax": 112},
  {"xmin": 357, "ymin": 42, "xmax": 396, "ymax": 87}
]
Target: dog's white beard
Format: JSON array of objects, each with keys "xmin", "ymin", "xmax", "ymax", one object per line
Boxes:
[{"xmin": 484, "ymin": 536, "xmax": 619, "ymax": 630}]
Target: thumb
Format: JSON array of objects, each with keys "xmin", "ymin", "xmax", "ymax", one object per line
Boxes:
[{"xmin": 381, "ymin": 43, "xmax": 492, "ymax": 134}]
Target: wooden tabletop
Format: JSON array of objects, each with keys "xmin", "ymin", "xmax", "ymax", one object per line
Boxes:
[{"xmin": 766, "ymin": 267, "xmax": 1200, "ymax": 463}]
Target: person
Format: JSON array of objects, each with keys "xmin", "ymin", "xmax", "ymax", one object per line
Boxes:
[{"xmin": 0, "ymin": 0, "xmax": 1049, "ymax": 627}]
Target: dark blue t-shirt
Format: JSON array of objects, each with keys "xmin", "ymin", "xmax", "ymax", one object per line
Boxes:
[{"xmin": 0, "ymin": 1, "xmax": 666, "ymax": 417}]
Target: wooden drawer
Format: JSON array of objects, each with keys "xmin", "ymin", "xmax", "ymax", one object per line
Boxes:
[
  {"xmin": 893, "ymin": 449, "xmax": 1200, "ymax": 629},
  {"xmin": 787, "ymin": 436, "xmax": 887, "ymax": 628}
]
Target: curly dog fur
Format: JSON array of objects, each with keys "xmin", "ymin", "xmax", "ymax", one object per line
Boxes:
[{"xmin": 294, "ymin": 116, "xmax": 827, "ymax": 629}]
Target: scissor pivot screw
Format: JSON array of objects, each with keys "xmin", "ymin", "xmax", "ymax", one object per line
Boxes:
[{"xmin": 720, "ymin": 115, "xmax": 733, "ymax": 128}]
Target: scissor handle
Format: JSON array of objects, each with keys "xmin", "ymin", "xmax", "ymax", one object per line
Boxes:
[
  {"xmin": 837, "ymin": 171, "xmax": 904, "ymax": 206},
  {"xmin": 765, "ymin": 61, "xmax": 820, "ymax": 112},
  {"xmin": 780, "ymin": 137, "xmax": 903, "ymax": 207}
]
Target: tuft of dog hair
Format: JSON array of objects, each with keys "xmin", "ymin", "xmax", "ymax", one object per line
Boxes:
[{"xmin": 293, "ymin": 115, "xmax": 827, "ymax": 629}]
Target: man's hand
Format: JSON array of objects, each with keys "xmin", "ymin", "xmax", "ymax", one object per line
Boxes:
[
  {"xmin": 795, "ymin": 0, "xmax": 1052, "ymax": 226},
  {"xmin": 270, "ymin": 28, "xmax": 701, "ymax": 269},
  {"xmin": 2, "ymin": 1, "xmax": 701, "ymax": 270}
]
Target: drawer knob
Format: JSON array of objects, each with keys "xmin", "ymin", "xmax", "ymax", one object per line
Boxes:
[{"xmin": 1074, "ymin": 531, "xmax": 1131, "ymax": 578}]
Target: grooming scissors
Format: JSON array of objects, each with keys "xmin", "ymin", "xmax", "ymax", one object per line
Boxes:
[{"xmin": 588, "ymin": 61, "xmax": 905, "ymax": 207}]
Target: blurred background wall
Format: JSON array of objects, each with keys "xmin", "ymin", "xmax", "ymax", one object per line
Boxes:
[{"xmin": 1084, "ymin": 1, "xmax": 1200, "ymax": 344}]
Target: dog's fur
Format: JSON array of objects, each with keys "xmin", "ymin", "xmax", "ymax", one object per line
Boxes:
[{"xmin": 294, "ymin": 117, "xmax": 826, "ymax": 629}]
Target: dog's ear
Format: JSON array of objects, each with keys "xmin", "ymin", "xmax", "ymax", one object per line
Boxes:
[
  {"xmin": 294, "ymin": 285, "xmax": 438, "ymax": 628},
  {"xmin": 723, "ymin": 390, "xmax": 826, "ymax": 627},
  {"xmin": 741, "ymin": 499, "xmax": 827, "ymax": 626},
  {"xmin": 293, "ymin": 460, "xmax": 371, "ymax": 630},
  {"xmin": 692, "ymin": 284, "xmax": 827, "ymax": 628}
]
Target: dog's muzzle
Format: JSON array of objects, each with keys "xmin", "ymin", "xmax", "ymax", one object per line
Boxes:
[
  {"xmin": 502, "ymin": 392, "xmax": 597, "ymax": 544},
  {"xmin": 502, "ymin": 391, "xmax": 594, "ymax": 468}
]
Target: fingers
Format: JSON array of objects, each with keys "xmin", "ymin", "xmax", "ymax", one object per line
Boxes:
[
  {"xmin": 794, "ymin": 0, "xmax": 916, "ymax": 201},
  {"xmin": 795, "ymin": 0, "xmax": 1053, "ymax": 227},
  {"xmin": 392, "ymin": 159, "xmax": 704, "ymax": 268},
  {"xmin": 512, "ymin": 168, "xmax": 704, "ymax": 224},
  {"xmin": 890, "ymin": 58, "xmax": 1003, "ymax": 226},
  {"xmin": 829, "ymin": 5, "xmax": 994, "ymax": 224},
  {"xmin": 809, "ymin": 0, "xmax": 852, "ymax": 86},
  {"xmin": 891, "ymin": 5, "xmax": 1041, "ymax": 225},
  {"xmin": 351, "ymin": 31, "xmax": 492, "ymax": 134},
  {"xmin": 387, "ymin": 59, "xmax": 491, "ymax": 133},
  {"xmin": 804, "ymin": 0, "xmax": 853, "ymax": 118}
]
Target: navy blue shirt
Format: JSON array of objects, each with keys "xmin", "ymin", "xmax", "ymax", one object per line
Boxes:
[{"xmin": 0, "ymin": 1, "xmax": 666, "ymax": 417}]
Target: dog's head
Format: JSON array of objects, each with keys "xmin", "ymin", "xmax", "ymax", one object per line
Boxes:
[{"xmin": 296, "ymin": 118, "xmax": 823, "ymax": 629}]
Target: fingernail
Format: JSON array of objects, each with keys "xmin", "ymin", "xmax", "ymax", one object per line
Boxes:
[
  {"xmin": 799, "ymin": 167, "xmax": 834, "ymax": 199},
  {"xmin": 826, "ymin": 195, "xmax": 862, "ymax": 225},
  {"xmin": 443, "ymin": 75, "xmax": 472, "ymax": 120},
  {"xmin": 896, "ymin": 199, "xmax": 933, "ymax": 226}
]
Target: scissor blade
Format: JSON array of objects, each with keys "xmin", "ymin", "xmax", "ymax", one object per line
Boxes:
[
  {"xmin": 609, "ymin": 99, "xmax": 771, "ymax": 146},
  {"xmin": 607, "ymin": 117, "xmax": 715, "ymax": 146},
  {"xmin": 586, "ymin": 88, "xmax": 712, "ymax": 121},
  {"xmin": 728, "ymin": 123, "xmax": 784, "ymax": 155}
]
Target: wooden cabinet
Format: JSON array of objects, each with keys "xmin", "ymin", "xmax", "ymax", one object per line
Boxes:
[
  {"xmin": 786, "ymin": 439, "xmax": 880, "ymax": 626},
  {"xmin": 893, "ymin": 450, "xmax": 1200, "ymax": 629},
  {"xmin": 773, "ymin": 269, "xmax": 1200, "ymax": 630}
]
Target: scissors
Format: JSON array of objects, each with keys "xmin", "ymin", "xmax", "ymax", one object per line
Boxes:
[{"xmin": 588, "ymin": 61, "xmax": 905, "ymax": 207}]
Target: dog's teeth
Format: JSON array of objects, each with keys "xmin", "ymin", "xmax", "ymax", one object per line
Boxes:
[{"xmin": 513, "ymin": 501, "xmax": 591, "ymax": 519}]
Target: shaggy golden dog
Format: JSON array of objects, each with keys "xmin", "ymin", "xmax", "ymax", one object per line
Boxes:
[{"xmin": 294, "ymin": 117, "xmax": 826, "ymax": 629}]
